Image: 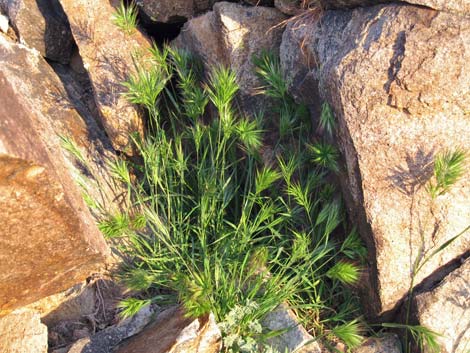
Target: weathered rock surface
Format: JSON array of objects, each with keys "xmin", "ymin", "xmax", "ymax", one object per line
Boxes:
[
  {"xmin": 353, "ymin": 334, "xmax": 402, "ymax": 353},
  {"xmin": 274, "ymin": 0, "xmax": 304, "ymax": 15},
  {"xmin": 135, "ymin": 0, "xmax": 217, "ymax": 24},
  {"xmin": 413, "ymin": 258, "xmax": 470, "ymax": 353},
  {"xmin": 173, "ymin": 1, "xmax": 286, "ymax": 115},
  {"xmin": 318, "ymin": 0, "xmax": 470, "ymax": 16},
  {"xmin": 58, "ymin": 0, "xmax": 151, "ymax": 152},
  {"xmin": 403, "ymin": 0, "xmax": 470, "ymax": 15},
  {"xmin": 0, "ymin": 0, "xmax": 74, "ymax": 63},
  {"xmin": 280, "ymin": 5, "xmax": 470, "ymax": 317},
  {"xmin": 26, "ymin": 281, "xmax": 96, "ymax": 327},
  {"xmin": 115, "ymin": 306, "xmax": 221, "ymax": 353},
  {"xmin": 263, "ymin": 304, "xmax": 322, "ymax": 353},
  {"xmin": 0, "ymin": 35, "xmax": 116, "ymax": 314},
  {"xmin": 63, "ymin": 304, "xmax": 156, "ymax": 353},
  {"xmin": 0, "ymin": 309, "xmax": 48, "ymax": 353}
]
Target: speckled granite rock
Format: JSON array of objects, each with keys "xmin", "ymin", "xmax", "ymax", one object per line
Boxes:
[{"xmin": 280, "ymin": 4, "xmax": 470, "ymax": 317}]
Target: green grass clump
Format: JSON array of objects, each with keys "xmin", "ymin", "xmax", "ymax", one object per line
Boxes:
[
  {"xmin": 427, "ymin": 149, "xmax": 466, "ymax": 199},
  {"xmin": 69, "ymin": 46, "xmax": 367, "ymax": 351},
  {"xmin": 112, "ymin": 0, "xmax": 139, "ymax": 35}
]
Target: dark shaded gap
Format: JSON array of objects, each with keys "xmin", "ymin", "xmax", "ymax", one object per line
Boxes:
[
  {"xmin": 142, "ymin": 19, "xmax": 186, "ymax": 44},
  {"xmin": 130, "ymin": 1, "xmax": 187, "ymax": 45},
  {"xmin": 38, "ymin": 0, "xmax": 115, "ymax": 156}
]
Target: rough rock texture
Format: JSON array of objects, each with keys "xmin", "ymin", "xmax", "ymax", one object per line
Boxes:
[
  {"xmin": 403, "ymin": 0, "xmax": 470, "ymax": 15},
  {"xmin": 353, "ymin": 334, "xmax": 402, "ymax": 353},
  {"xmin": 115, "ymin": 306, "xmax": 221, "ymax": 353},
  {"xmin": 135, "ymin": 0, "xmax": 217, "ymax": 23},
  {"xmin": 263, "ymin": 305, "xmax": 322, "ymax": 353},
  {"xmin": 173, "ymin": 2, "xmax": 286, "ymax": 115},
  {"xmin": 58, "ymin": 0, "xmax": 152, "ymax": 152},
  {"xmin": 319, "ymin": 0, "xmax": 470, "ymax": 16},
  {"xmin": 0, "ymin": 35, "xmax": 116, "ymax": 314},
  {"xmin": 0, "ymin": 0, "xmax": 74, "ymax": 63},
  {"xmin": 413, "ymin": 258, "xmax": 470, "ymax": 353},
  {"xmin": 62, "ymin": 304, "xmax": 157, "ymax": 353},
  {"xmin": 274, "ymin": 0, "xmax": 304, "ymax": 15},
  {"xmin": 26, "ymin": 282, "xmax": 96, "ymax": 327},
  {"xmin": 280, "ymin": 5, "xmax": 470, "ymax": 317},
  {"xmin": 0, "ymin": 309, "xmax": 48, "ymax": 353}
]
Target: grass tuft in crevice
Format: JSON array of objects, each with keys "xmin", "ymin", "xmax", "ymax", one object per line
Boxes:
[
  {"xmin": 68, "ymin": 46, "xmax": 369, "ymax": 352},
  {"xmin": 112, "ymin": 0, "xmax": 139, "ymax": 35}
]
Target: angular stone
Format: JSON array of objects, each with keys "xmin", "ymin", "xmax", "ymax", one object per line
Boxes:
[
  {"xmin": 280, "ymin": 5, "xmax": 470, "ymax": 317},
  {"xmin": 0, "ymin": 0, "xmax": 74, "ymax": 63},
  {"xmin": 353, "ymin": 334, "xmax": 402, "ymax": 353},
  {"xmin": 135, "ymin": 0, "xmax": 217, "ymax": 24},
  {"xmin": 263, "ymin": 304, "xmax": 323, "ymax": 353},
  {"xmin": 413, "ymin": 258, "xmax": 470, "ymax": 353},
  {"xmin": 115, "ymin": 306, "xmax": 221, "ymax": 353},
  {"xmin": 0, "ymin": 309, "xmax": 48, "ymax": 353},
  {"xmin": 0, "ymin": 35, "xmax": 115, "ymax": 314},
  {"xmin": 58, "ymin": 0, "xmax": 152, "ymax": 152},
  {"xmin": 172, "ymin": 12, "xmax": 223, "ymax": 68},
  {"xmin": 173, "ymin": 1, "xmax": 286, "ymax": 115}
]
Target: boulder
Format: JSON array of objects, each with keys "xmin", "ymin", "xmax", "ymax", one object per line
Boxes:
[
  {"xmin": 115, "ymin": 306, "xmax": 221, "ymax": 353},
  {"xmin": 412, "ymin": 258, "xmax": 470, "ymax": 353},
  {"xmin": 0, "ymin": 309, "xmax": 48, "ymax": 353},
  {"xmin": 173, "ymin": 2, "xmax": 286, "ymax": 115},
  {"xmin": 317, "ymin": 0, "xmax": 470, "ymax": 16},
  {"xmin": 0, "ymin": 0, "xmax": 74, "ymax": 63},
  {"xmin": 0, "ymin": 34, "xmax": 117, "ymax": 314},
  {"xmin": 135, "ymin": 0, "xmax": 217, "ymax": 24},
  {"xmin": 280, "ymin": 5, "xmax": 470, "ymax": 317},
  {"xmin": 262, "ymin": 304, "xmax": 323, "ymax": 353},
  {"xmin": 353, "ymin": 334, "xmax": 402, "ymax": 353},
  {"xmin": 58, "ymin": 0, "xmax": 151, "ymax": 152}
]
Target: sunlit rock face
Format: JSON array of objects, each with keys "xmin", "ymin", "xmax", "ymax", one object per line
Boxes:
[
  {"xmin": 280, "ymin": 4, "xmax": 470, "ymax": 318},
  {"xmin": 115, "ymin": 306, "xmax": 222, "ymax": 353},
  {"xmin": 413, "ymin": 259, "xmax": 470, "ymax": 353},
  {"xmin": 0, "ymin": 309, "xmax": 48, "ymax": 353},
  {"xmin": 58, "ymin": 0, "xmax": 153, "ymax": 153},
  {"xmin": 0, "ymin": 35, "xmax": 115, "ymax": 314}
]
